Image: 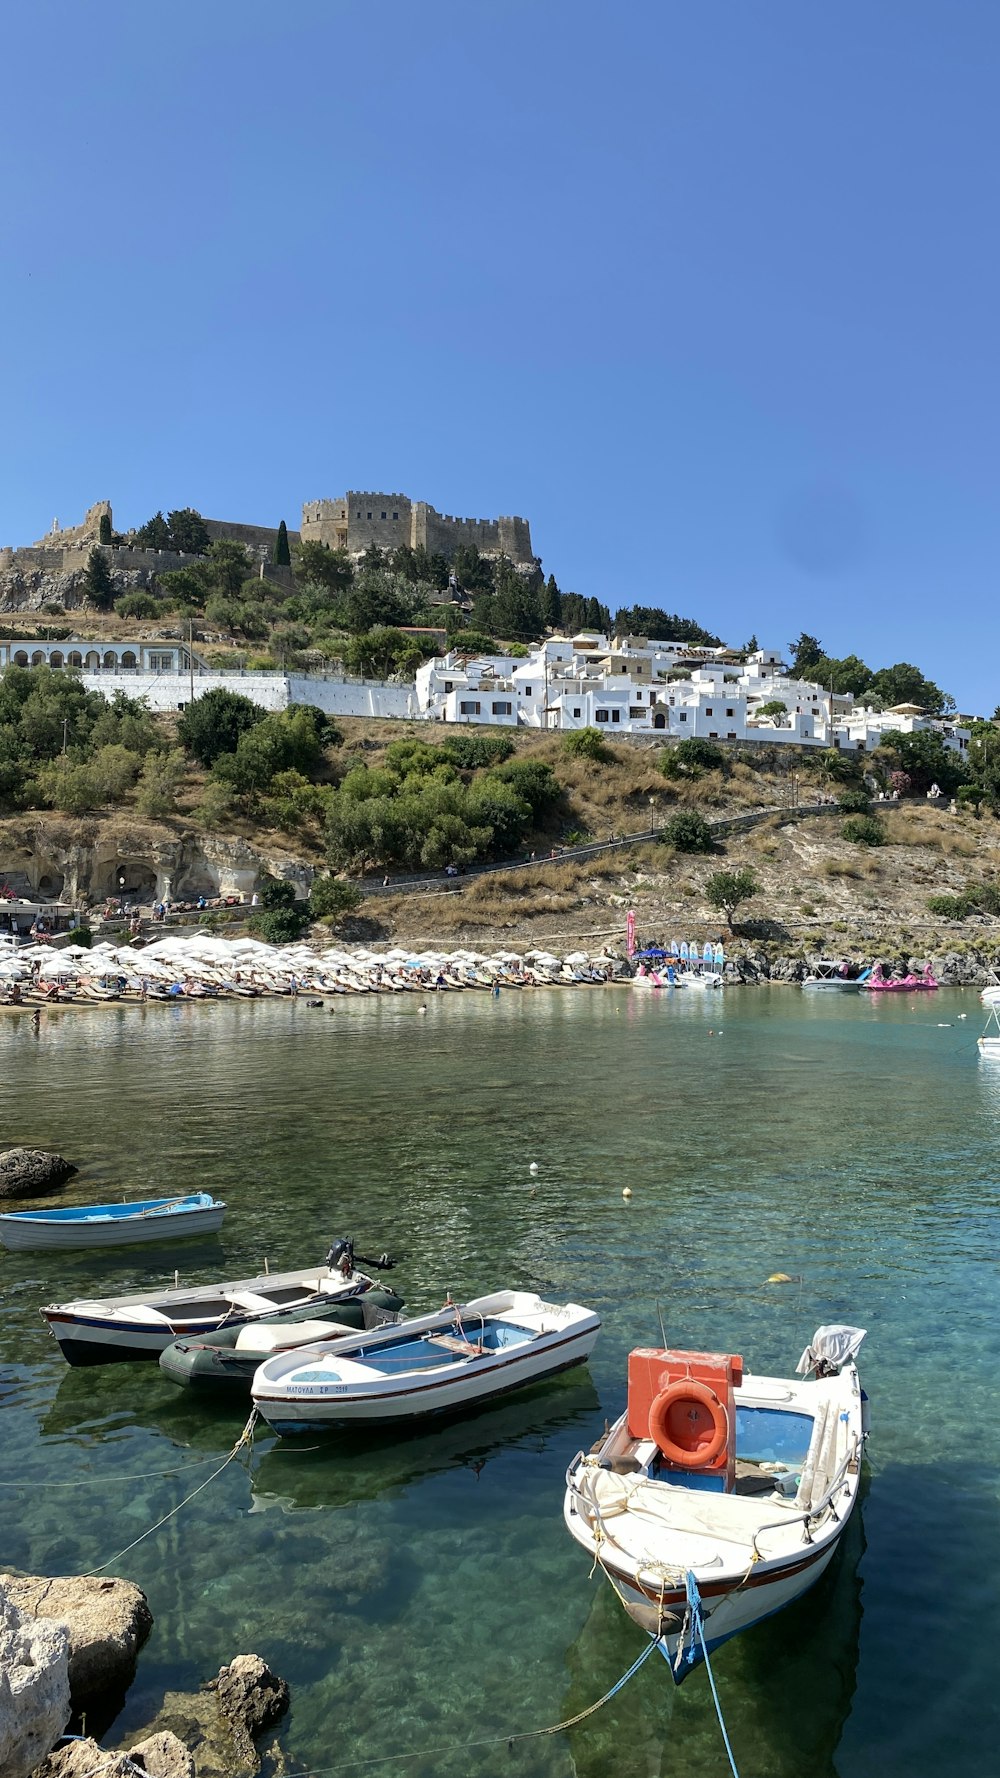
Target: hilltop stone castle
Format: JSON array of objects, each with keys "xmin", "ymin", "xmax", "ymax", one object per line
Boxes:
[
  {"xmin": 300, "ymin": 492, "xmax": 534, "ymax": 565},
  {"xmin": 0, "ymin": 491, "xmax": 536, "ymax": 608}
]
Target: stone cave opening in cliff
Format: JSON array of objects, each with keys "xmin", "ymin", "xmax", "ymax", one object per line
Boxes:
[{"xmin": 100, "ymin": 860, "xmax": 158, "ymax": 901}]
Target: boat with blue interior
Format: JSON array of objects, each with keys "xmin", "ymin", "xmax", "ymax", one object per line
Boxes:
[
  {"xmin": 563, "ymin": 1326, "xmax": 867, "ymax": 1680},
  {"xmin": 251, "ymin": 1290, "xmax": 600, "ymax": 1435},
  {"xmin": 0, "ymin": 1191, "xmax": 225, "ymax": 1252}
]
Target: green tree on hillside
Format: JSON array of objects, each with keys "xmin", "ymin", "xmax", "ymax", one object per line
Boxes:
[
  {"xmin": 272, "ymin": 520, "xmax": 291, "ymax": 567},
  {"xmin": 788, "ymin": 633, "xmax": 824, "ymax": 676},
  {"xmin": 98, "ymin": 513, "xmax": 113, "ymax": 545},
  {"xmin": 167, "ymin": 509, "xmax": 211, "ymax": 554},
  {"xmin": 704, "ymin": 868, "xmax": 759, "ymax": 931},
  {"xmin": 177, "ymin": 688, "xmax": 265, "ymax": 766},
  {"xmin": 134, "ymin": 511, "xmax": 172, "ymax": 550},
  {"xmin": 866, "ymin": 662, "xmax": 953, "ymax": 714},
  {"xmin": 293, "ymin": 539, "xmax": 355, "ymax": 594},
  {"xmin": 451, "ymin": 543, "xmax": 496, "ymax": 594},
  {"xmin": 83, "ymin": 547, "xmax": 115, "ymax": 611}
]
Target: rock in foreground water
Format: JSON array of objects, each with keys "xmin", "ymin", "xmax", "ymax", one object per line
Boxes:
[
  {"xmin": 214, "ymin": 1655, "xmax": 290, "ymax": 1769},
  {"xmin": 0, "ymin": 1582, "xmax": 70, "ymax": 1778},
  {"xmin": 0, "ymin": 1149, "xmax": 77, "ymax": 1198},
  {"xmin": 2, "ymin": 1574, "xmax": 153, "ymax": 1707}
]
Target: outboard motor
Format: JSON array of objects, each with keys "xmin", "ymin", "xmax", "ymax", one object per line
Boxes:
[{"xmin": 327, "ymin": 1236, "xmax": 356, "ymax": 1276}]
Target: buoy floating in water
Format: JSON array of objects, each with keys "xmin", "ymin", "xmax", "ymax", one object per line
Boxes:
[
  {"xmin": 529, "ymin": 1161, "xmax": 539, "ymax": 1175},
  {"xmin": 622, "ymin": 1186, "xmax": 633, "ymax": 1201}
]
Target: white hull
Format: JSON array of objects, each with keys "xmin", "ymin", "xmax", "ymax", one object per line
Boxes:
[
  {"xmin": 42, "ymin": 1264, "xmax": 377, "ymax": 1365},
  {"xmin": 253, "ymin": 1291, "xmax": 600, "ymax": 1434},
  {"xmin": 0, "ymin": 1205, "xmax": 224, "ymax": 1251},
  {"xmin": 980, "ymin": 987, "xmax": 1000, "ymax": 1005},
  {"xmin": 564, "ymin": 1357, "xmax": 864, "ymax": 1680},
  {"xmin": 802, "ymin": 980, "xmax": 862, "ymax": 991},
  {"xmin": 978, "ymin": 1038, "xmax": 1000, "ymax": 1059}
]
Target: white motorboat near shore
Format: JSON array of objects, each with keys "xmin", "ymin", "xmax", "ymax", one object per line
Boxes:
[
  {"xmin": 0, "ymin": 1191, "xmax": 225, "ymax": 1252},
  {"xmin": 251, "ymin": 1290, "xmax": 600, "ymax": 1436},
  {"xmin": 41, "ymin": 1240, "xmax": 397, "ymax": 1365},
  {"xmin": 563, "ymin": 1326, "xmax": 866, "ymax": 1681},
  {"xmin": 802, "ymin": 960, "xmax": 871, "ymax": 990}
]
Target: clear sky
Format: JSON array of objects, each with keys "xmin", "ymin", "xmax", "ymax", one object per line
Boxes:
[{"xmin": 2, "ymin": 2, "xmax": 998, "ymax": 712}]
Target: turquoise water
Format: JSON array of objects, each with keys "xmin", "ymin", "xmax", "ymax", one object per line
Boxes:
[{"xmin": 2, "ymin": 988, "xmax": 999, "ymax": 1776}]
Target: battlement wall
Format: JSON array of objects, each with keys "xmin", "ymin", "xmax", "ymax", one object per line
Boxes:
[
  {"xmin": 204, "ymin": 518, "xmax": 300, "ymax": 555},
  {"xmin": 300, "ymin": 491, "xmax": 534, "ymax": 564}
]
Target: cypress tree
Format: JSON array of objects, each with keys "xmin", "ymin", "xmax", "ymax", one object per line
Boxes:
[
  {"xmin": 542, "ymin": 574, "xmax": 562, "ymax": 630},
  {"xmin": 98, "ymin": 512, "xmax": 112, "ymax": 546},
  {"xmin": 273, "ymin": 520, "xmax": 291, "ymax": 567},
  {"xmin": 83, "ymin": 547, "xmax": 115, "ymax": 611}
]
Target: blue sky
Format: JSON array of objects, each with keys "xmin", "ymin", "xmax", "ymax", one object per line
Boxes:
[{"xmin": 2, "ymin": 1, "xmax": 998, "ymax": 712}]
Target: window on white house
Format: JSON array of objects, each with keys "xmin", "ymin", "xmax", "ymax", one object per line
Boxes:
[
  {"xmin": 726, "ymin": 708, "xmax": 734, "ymax": 717},
  {"xmin": 444, "ymin": 681, "xmax": 453, "ymax": 693},
  {"xmin": 492, "ymin": 701, "xmax": 512, "ymax": 715},
  {"xmin": 611, "ymin": 709, "xmax": 621, "ymax": 722},
  {"xmin": 573, "ymin": 707, "xmax": 581, "ymax": 717},
  {"xmin": 149, "ymin": 652, "xmax": 174, "ymax": 671},
  {"xmin": 709, "ymin": 731, "xmax": 718, "ymax": 738},
  {"xmin": 460, "ymin": 700, "xmax": 481, "ymax": 715},
  {"xmin": 705, "ymin": 707, "xmax": 713, "ymax": 716},
  {"xmin": 595, "ymin": 710, "xmax": 609, "ymax": 723},
  {"xmin": 629, "ymin": 707, "xmax": 643, "ymax": 719},
  {"xmin": 679, "ymin": 712, "xmax": 688, "ymax": 722}
]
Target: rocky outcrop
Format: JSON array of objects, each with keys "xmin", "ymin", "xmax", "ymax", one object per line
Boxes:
[
  {"xmin": 0, "ymin": 813, "xmax": 312, "ymax": 906},
  {"xmin": 129, "ymin": 1730, "xmax": 196, "ymax": 1778},
  {"xmin": 2, "ymin": 1574, "xmax": 153, "ymax": 1708},
  {"xmin": 0, "ymin": 1149, "xmax": 77, "ymax": 1199},
  {"xmin": 0, "ymin": 1582, "xmax": 70, "ymax": 1778},
  {"xmin": 121, "ymin": 1657, "xmax": 290, "ymax": 1777},
  {"xmin": 214, "ymin": 1656, "xmax": 290, "ymax": 1770},
  {"xmin": 32, "ymin": 1732, "xmax": 192, "ymax": 1778}
]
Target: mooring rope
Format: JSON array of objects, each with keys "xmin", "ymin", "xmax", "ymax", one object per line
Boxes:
[
  {"xmin": 0, "ymin": 1453, "xmax": 228, "ymax": 1488},
  {"xmin": 685, "ymin": 1571, "xmax": 741, "ymax": 1778},
  {"xmin": 82, "ymin": 1410, "xmax": 258, "ymax": 1577},
  {"xmin": 233, "ymin": 1635, "xmax": 661, "ymax": 1778}
]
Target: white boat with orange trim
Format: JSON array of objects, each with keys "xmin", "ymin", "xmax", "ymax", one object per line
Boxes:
[{"xmin": 563, "ymin": 1326, "xmax": 867, "ymax": 1681}]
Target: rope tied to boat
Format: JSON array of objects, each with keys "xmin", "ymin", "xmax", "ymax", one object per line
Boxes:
[
  {"xmin": 82, "ymin": 1410, "xmax": 258, "ymax": 1578},
  {"xmin": 680, "ymin": 1571, "xmax": 742, "ymax": 1778}
]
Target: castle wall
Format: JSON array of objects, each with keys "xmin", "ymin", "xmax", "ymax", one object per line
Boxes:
[
  {"xmin": 203, "ymin": 518, "xmax": 301, "ymax": 555},
  {"xmin": 300, "ymin": 492, "xmax": 534, "ymax": 564}
]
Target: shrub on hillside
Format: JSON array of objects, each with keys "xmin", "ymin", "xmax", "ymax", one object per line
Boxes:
[
  {"xmin": 660, "ymin": 810, "xmax": 715, "ymax": 854},
  {"xmin": 309, "ymin": 875, "xmax": 363, "ymax": 922},
  {"xmin": 248, "ymin": 905, "xmax": 310, "ymax": 945},
  {"xmin": 562, "ymin": 727, "xmax": 610, "ymax": 763},
  {"xmin": 704, "ymin": 867, "xmax": 759, "ymax": 930},
  {"xmin": 115, "ymin": 592, "xmax": 161, "ymax": 620},
  {"xmin": 926, "ymin": 893, "xmax": 973, "ymax": 919},
  {"xmin": 838, "ymin": 788, "xmax": 871, "ymax": 814},
  {"xmin": 841, "ymin": 815, "xmax": 886, "ymax": 847},
  {"xmin": 440, "ymin": 732, "xmax": 514, "ymax": 769},
  {"xmin": 674, "ymin": 737, "xmax": 725, "ymax": 774}
]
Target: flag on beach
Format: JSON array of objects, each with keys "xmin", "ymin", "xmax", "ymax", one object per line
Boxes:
[{"xmin": 626, "ymin": 910, "xmax": 636, "ymax": 957}]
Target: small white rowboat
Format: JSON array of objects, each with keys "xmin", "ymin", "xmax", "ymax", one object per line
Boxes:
[
  {"xmin": 564, "ymin": 1325, "xmax": 867, "ymax": 1680},
  {"xmin": 0, "ymin": 1191, "xmax": 225, "ymax": 1253},
  {"xmin": 251, "ymin": 1289, "xmax": 600, "ymax": 1436}
]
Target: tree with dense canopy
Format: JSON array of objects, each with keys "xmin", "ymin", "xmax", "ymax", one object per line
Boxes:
[
  {"xmin": 613, "ymin": 607, "xmax": 722, "ymax": 646},
  {"xmin": 704, "ymin": 868, "xmax": 759, "ymax": 930},
  {"xmin": 176, "ymin": 688, "xmax": 265, "ymax": 766}
]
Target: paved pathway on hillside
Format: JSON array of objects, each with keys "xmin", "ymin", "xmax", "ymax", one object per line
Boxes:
[{"xmin": 356, "ymin": 800, "xmax": 840, "ymax": 899}]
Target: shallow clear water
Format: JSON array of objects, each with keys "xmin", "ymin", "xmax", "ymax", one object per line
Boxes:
[{"xmin": 2, "ymin": 987, "xmax": 999, "ymax": 1776}]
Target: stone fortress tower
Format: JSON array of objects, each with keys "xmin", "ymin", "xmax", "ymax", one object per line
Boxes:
[{"xmin": 300, "ymin": 492, "xmax": 534, "ymax": 567}]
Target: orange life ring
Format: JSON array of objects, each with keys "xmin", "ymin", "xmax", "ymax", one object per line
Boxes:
[{"xmin": 648, "ymin": 1379, "xmax": 728, "ymax": 1469}]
